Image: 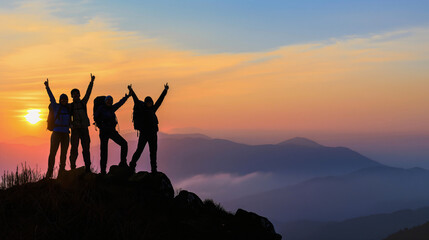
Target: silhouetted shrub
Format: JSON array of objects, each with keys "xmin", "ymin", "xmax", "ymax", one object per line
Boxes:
[
  {"xmin": 0, "ymin": 162, "xmax": 43, "ymax": 189},
  {"xmin": 204, "ymin": 199, "xmax": 230, "ymax": 216}
]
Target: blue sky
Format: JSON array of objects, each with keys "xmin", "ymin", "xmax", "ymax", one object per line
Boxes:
[{"xmin": 4, "ymin": 0, "xmax": 429, "ymax": 53}]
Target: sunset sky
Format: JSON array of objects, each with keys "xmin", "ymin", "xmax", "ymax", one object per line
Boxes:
[{"xmin": 1, "ymin": 0, "xmax": 429, "ymax": 148}]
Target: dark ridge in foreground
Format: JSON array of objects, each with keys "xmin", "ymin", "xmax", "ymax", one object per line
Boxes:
[
  {"xmin": 0, "ymin": 166, "xmax": 281, "ymax": 240},
  {"xmin": 385, "ymin": 221, "xmax": 429, "ymax": 240}
]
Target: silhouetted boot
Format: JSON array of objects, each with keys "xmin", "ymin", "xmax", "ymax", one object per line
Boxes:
[
  {"xmin": 119, "ymin": 161, "xmax": 128, "ymax": 168},
  {"xmin": 151, "ymin": 159, "xmax": 157, "ymax": 173},
  {"xmin": 69, "ymin": 159, "xmax": 76, "ymax": 170},
  {"xmin": 129, "ymin": 161, "xmax": 136, "ymax": 172},
  {"xmin": 100, "ymin": 159, "xmax": 107, "ymax": 175}
]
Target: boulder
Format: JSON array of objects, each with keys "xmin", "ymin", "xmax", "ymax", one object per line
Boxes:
[
  {"xmin": 108, "ymin": 165, "xmax": 133, "ymax": 180},
  {"xmin": 174, "ymin": 190, "xmax": 203, "ymax": 210},
  {"xmin": 233, "ymin": 208, "xmax": 282, "ymax": 240},
  {"xmin": 129, "ymin": 171, "xmax": 174, "ymax": 199},
  {"xmin": 57, "ymin": 167, "xmax": 86, "ymax": 187},
  {"xmin": 128, "ymin": 171, "xmax": 150, "ymax": 182}
]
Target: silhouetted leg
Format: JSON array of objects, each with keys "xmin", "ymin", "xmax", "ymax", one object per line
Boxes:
[
  {"xmin": 99, "ymin": 130, "xmax": 109, "ymax": 174},
  {"xmin": 110, "ymin": 130, "xmax": 128, "ymax": 166},
  {"xmin": 47, "ymin": 132, "xmax": 61, "ymax": 178},
  {"xmin": 130, "ymin": 134, "xmax": 148, "ymax": 170},
  {"xmin": 148, "ymin": 133, "xmax": 158, "ymax": 173},
  {"xmin": 80, "ymin": 128, "xmax": 91, "ymax": 172},
  {"xmin": 58, "ymin": 132, "xmax": 69, "ymax": 177},
  {"xmin": 69, "ymin": 128, "xmax": 79, "ymax": 169}
]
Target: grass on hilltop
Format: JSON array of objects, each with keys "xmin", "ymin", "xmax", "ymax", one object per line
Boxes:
[{"xmin": 0, "ymin": 162, "xmax": 43, "ymax": 189}]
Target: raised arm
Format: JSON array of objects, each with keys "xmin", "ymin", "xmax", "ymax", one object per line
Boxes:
[
  {"xmin": 44, "ymin": 78, "xmax": 56, "ymax": 103},
  {"xmin": 154, "ymin": 83, "xmax": 169, "ymax": 111},
  {"xmin": 82, "ymin": 73, "xmax": 95, "ymax": 104},
  {"xmin": 128, "ymin": 84, "xmax": 140, "ymax": 103},
  {"xmin": 112, "ymin": 93, "xmax": 130, "ymax": 112}
]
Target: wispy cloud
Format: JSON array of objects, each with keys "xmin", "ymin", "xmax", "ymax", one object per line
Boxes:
[
  {"xmin": 175, "ymin": 172, "xmax": 276, "ymax": 202},
  {"xmin": 1, "ymin": 1, "xmax": 429, "ymax": 142}
]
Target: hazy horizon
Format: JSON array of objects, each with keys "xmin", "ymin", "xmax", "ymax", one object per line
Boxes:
[{"xmin": 3, "ymin": 129, "xmax": 429, "ymax": 171}]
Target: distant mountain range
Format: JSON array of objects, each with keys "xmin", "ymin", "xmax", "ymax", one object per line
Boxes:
[
  {"xmin": 155, "ymin": 135, "xmax": 381, "ymax": 180},
  {"xmin": 224, "ymin": 165, "xmax": 429, "ymax": 222},
  {"xmin": 1, "ymin": 134, "xmax": 380, "ymax": 180},
  {"xmin": 1, "ymin": 133, "xmax": 381, "ymax": 192},
  {"xmin": 282, "ymin": 206, "xmax": 429, "ymax": 240}
]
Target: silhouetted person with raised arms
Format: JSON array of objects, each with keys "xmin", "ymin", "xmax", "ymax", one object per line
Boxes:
[
  {"xmin": 69, "ymin": 73, "xmax": 95, "ymax": 173},
  {"xmin": 94, "ymin": 91, "xmax": 130, "ymax": 174},
  {"xmin": 44, "ymin": 79, "xmax": 71, "ymax": 178},
  {"xmin": 128, "ymin": 83, "xmax": 169, "ymax": 173}
]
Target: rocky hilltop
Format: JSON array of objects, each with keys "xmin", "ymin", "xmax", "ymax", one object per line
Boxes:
[{"xmin": 0, "ymin": 166, "xmax": 281, "ymax": 240}]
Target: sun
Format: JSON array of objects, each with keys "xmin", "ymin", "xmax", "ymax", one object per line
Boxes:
[{"xmin": 25, "ymin": 109, "xmax": 42, "ymax": 124}]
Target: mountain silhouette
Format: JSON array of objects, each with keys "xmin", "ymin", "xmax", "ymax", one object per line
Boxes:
[
  {"xmin": 153, "ymin": 135, "xmax": 382, "ymax": 180},
  {"xmin": 277, "ymin": 137, "xmax": 323, "ymax": 148},
  {"xmin": 0, "ymin": 166, "xmax": 282, "ymax": 240},
  {"xmin": 282, "ymin": 206, "xmax": 429, "ymax": 240},
  {"xmin": 224, "ymin": 165, "xmax": 429, "ymax": 223}
]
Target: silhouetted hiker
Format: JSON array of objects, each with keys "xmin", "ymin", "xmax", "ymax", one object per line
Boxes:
[
  {"xmin": 69, "ymin": 73, "xmax": 95, "ymax": 173},
  {"xmin": 94, "ymin": 91, "xmax": 130, "ymax": 174},
  {"xmin": 128, "ymin": 83, "xmax": 169, "ymax": 173},
  {"xmin": 44, "ymin": 79, "xmax": 71, "ymax": 178}
]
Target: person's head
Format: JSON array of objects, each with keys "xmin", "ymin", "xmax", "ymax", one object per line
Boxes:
[
  {"xmin": 71, "ymin": 88, "xmax": 80, "ymax": 101},
  {"xmin": 59, "ymin": 94, "xmax": 68, "ymax": 106},
  {"xmin": 144, "ymin": 96, "xmax": 153, "ymax": 107},
  {"xmin": 105, "ymin": 95, "xmax": 113, "ymax": 107}
]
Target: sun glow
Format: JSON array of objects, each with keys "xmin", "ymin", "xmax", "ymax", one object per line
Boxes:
[{"xmin": 25, "ymin": 109, "xmax": 42, "ymax": 124}]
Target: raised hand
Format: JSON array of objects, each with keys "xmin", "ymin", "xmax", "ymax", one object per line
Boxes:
[
  {"xmin": 164, "ymin": 82, "xmax": 169, "ymax": 90},
  {"xmin": 127, "ymin": 84, "xmax": 133, "ymax": 91},
  {"xmin": 44, "ymin": 78, "xmax": 49, "ymax": 87},
  {"xmin": 90, "ymin": 73, "xmax": 95, "ymax": 82}
]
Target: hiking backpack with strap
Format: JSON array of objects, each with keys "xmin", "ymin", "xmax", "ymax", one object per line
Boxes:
[
  {"xmin": 133, "ymin": 101, "xmax": 145, "ymax": 130},
  {"xmin": 93, "ymin": 96, "xmax": 106, "ymax": 127},
  {"xmin": 47, "ymin": 103, "xmax": 65, "ymax": 131}
]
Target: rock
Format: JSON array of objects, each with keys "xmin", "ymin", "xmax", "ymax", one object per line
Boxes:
[
  {"xmin": 147, "ymin": 172, "xmax": 174, "ymax": 199},
  {"xmin": 108, "ymin": 165, "xmax": 133, "ymax": 180},
  {"xmin": 174, "ymin": 190, "xmax": 203, "ymax": 209},
  {"xmin": 128, "ymin": 171, "xmax": 150, "ymax": 182},
  {"xmin": 233, "ymin": 208, "xmax": 282, "ymax": 240},
  {"xmin": 57, "ymin": 167, "xmax": 86, "ymax": 187},
  {"xmin": 129, "ymin": 171, "xmax": 174, "ymax": 199}
]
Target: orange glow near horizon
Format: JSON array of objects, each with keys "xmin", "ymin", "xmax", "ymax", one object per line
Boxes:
[{"xmin": 1, "ymin": 6, "xmax": 429, "ymax": 145}]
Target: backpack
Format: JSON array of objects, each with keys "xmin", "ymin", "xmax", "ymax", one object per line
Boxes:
[
  {"xmin": 47, "ymin": 103, "xmax": 64, "ymax": 131},
  {"xmin": 133, "ymin": 102, "xmax": 144, "ymax": 130},
  {"xmin": 93, "ymin": 96, "xmax": 106, "ymax": 127},
  {"xmin": 47, "ymin": 103, "xmax": 55, "ymax": 131},
  {"xmin": 133, "ymin": 102, "xmax": 159, "ymax": 132}
]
